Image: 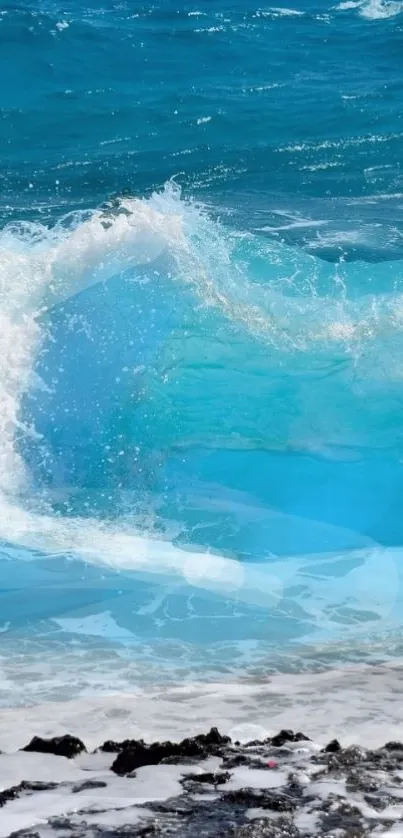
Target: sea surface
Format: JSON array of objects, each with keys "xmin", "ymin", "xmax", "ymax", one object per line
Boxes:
[{"xmin": 1, "ymin": 0, "xmax": 403, "ymax": 733}]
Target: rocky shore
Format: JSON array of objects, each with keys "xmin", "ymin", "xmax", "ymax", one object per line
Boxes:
[{"xmin": 1, "ymin": 727, "xmax": 403, "ymax": 837}]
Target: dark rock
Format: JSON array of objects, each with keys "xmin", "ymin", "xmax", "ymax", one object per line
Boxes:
[
  {"xmin": 319, "ymin": 801, "xmax": 365, "ymax": 834},
  {"xmin": 222, "ymin": 754, "xmax": 268, "ymax": 771},
  {"xmin": 223, "ymin": 754, "xmax": 249, "ymax": 768},
  {"xmin": 182, "ymin": 770, "xmax": 231, "ymax": 786},
  {"xmin": 315, "ymin": 745, "xmax": 364, "ymax": 768},
  {"xmin": 223, "ymin": 788, "xmax": 297, "ymax": 812},
  {"xmin": 364, "ymin": 748, "xmax": 403, "ymax": 772},
  {"xmin": 71, "ymin": 779, "xmax": 108, "ymax": 793},
  {"xmin": 363, "ymin": 793, "xmax": 388, "ymax": 811},
  {"xmin": 270, "ymin": 730, "xmax": 309, "ymax": 747},
  {"xmin": 0, "ymin": 787, "xmax": 19, "ymax": 808},
  {"xmin": 0, "ymin": 780, "xmax": 58, "ymax": 808},
  {"xmin": 160, "ymin": 754, "xmax": 204, "ymax": 766},
  {"xmin": 323, "ymin": 739, "xmax": 341, "ymax": 753},
  {"xmin": 134, "ymin": 827, "xmax": 157, "ymax": 838},
  {"xmin": 10, "ymin": 727, "xmax": 403, "ymax": 838},
  {"xmin": 221, "ymin": 818, "xmax": 299, "ymax": 838},
  {"xmin": 285, "ymin": 779, "xmax": 305, "ymax": 799},
  {"xmin": 100, "ymin": 738, "xmax": 146, "ymax": 753},
  {"xmin": 22, "ymin": 735, "xmax": 86, "ymax": 759},
  {"xmin": 111, "ymin": 727, "xmax": 230, "ymax": 775},
  {"xmin": 346, "ymin": 770, "xmax": 379, "ymax": 794},
  {"xmin": 47, "ymin": 818, "xmax": 157, "ymax": 837},
  {"xmin": 384, "ymin": 741, "xmax": 403, "ymax": 751}
]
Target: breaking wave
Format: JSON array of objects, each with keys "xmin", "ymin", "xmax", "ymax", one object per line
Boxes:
[{"xmin": 1, "ymin": 183, "xmax": 403, "ymax": 680}]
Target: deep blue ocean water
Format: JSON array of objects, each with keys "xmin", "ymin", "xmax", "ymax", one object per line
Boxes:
[{"xmin": 1, "ymin": 0, "xmax": 403, "ymax": 704}]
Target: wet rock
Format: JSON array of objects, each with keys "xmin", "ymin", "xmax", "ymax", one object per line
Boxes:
[
  {"xmin": 384, "ymin": 741, "xmax": 403, "ymax": 752},
  {"xmin": 364, "ymin": 747, "xmax": 403, "ymax": 773},
  {"xmin": 223, "ymin": 754, "xmax": 252, "ymax": 768},
  {"xmin": 71, "ymin": 779, "xmax": 108, "ymax": 793},
  {"xmin": 345, "ymin": 770, "xmax": 379, "ymax": 794},
  {"xmin": 8, "ymin": 728, "xmax": 403, "ymax": 838},
  {"xmin": 111, "ymin": 727, "xmax": 230, "ymax": 775},
  {"xmin": 147, "ymin": 795, "xmax": 248, "ymax": 836},
  {"xmin": 22, "ymin": 735, "xmax": 86, "ymax": 759},
  {"xmin": 221, "ymin": 819, "xmax": 300, "ymax": 838},
  {"xmin": 316, "ymin": 745, "xmax": 364, "ymax": 769},
  {"xmin": 363, "ymin": 792, "xmax": 388, "ymax": 811},
  {"xmin": 270, "ymin": 730, "xmax": 310, "ymax": 748},
  {"xmin": 222, "ymin": 754, "xmax": 268, "ymax": 771},
  {"xmin": 100, "ymin": 738, "xmax": 146, "ymax": 753},
  {"xmin": 0, "ymin": 780, "xmax": 58, "ymax": 808},
  {"xmin": 323, "ymin": 739, "xmax": 341, "ymax": 753},
  {"xmin": 319, "ymin": 801, "xmax": 365, "ymax": 834},
  {"xmin": 182, "ymin": 770, "xmax": 231, "ymax": 786},
  {"xmin": 223, "ymin": 788, "xmax": 297, "ymax": 812}
]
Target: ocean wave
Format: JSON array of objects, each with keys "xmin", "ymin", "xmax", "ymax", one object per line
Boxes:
[
  {"xmin": 3, "ymin": 183, "xmax": 403, "ymax": 500},
  {"xmin": 1, "ymin": 183, "xmax": 403, "ymax": 667}
]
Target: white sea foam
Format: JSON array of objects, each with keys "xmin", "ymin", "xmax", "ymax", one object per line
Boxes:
[
  {"xmin": 0, "ymin": 752, "xmax": 185, "ymax": 838},
  {"xmin": 2, "ymin": 685, "xmax": 403, "ymax": 838},
  {"xmin": 268, "ymin": 7, "xmax": 305, "ymax": 15},
  {"xmin": 336, "ymin": 0, "xmax": 403, "ymax": 18},
  {"xmin": 1, "ymin": 661, "xmax": 403, "ymax": 752},
  {"xmin": 2, "ymin": 722, "xmax": 403, "ymax": 838}
]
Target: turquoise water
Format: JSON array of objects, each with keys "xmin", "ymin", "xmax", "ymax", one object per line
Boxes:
[{"xmin": 1, "ymin": 0, "xmax": 403, "ymax": 701}]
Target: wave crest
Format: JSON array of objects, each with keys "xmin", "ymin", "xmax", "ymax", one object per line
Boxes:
[{"xmin": 0, "ymin": 184, "xmax": 402, "ymax": 637}]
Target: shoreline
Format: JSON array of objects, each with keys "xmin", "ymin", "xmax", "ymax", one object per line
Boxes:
[
  {"xmin": 1, "ymin": 659, "xmax": 403, "ymax": 752},
  {"xmin": 2, "ymin": 725, "xmax": 403, "ymax": 837},
  {"xmin": 2, "ymin": 662, "xmax": 403, "ymax": 835}
]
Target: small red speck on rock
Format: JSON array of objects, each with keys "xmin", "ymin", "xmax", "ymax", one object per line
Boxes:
[{"xmin": 267, "ymin": 760, "xmax": 277, "ymax": 768}]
